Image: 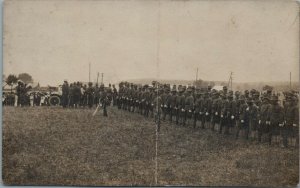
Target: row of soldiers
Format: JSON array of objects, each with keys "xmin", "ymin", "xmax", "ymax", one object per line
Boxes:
[
  {"xmin": 61, "ymin": 81, "xmax": 118, "ymax": 109},
  {"xmin": 116, "ymin": 82, "xmax": 299, "ymax": 148}
]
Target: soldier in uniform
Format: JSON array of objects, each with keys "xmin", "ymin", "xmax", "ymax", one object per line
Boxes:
[
  {"xmin": 193, "ymin": 89, "xmax": 202, "ymax": 129},
  {"xmin": 112, "ymin": 84, "xmax": 118, "ymax": 106},
  {"xmin": 169, "ymin": 86, "xmax": 177, "ymax": 123},
  {"xmin": 211, "ymin": 91, "xmax": 221, "ymax": 131},
  {"xmin": 73, "ymin": 82, "xmax": 81, "ymax": 108},
  {"xmin": 86, "ymin": 82, "xmax": 94, "ymax": 108},
  {"xmin": 249, "ymin": 96, "xmax": 259, "ymax": 140},
  {"xmin": 153, "ymin": 88, "xmax": 163, "ymax": 132},
  {"xmin": 68, "ymin": 83, "xmax": 74, "ymax": 108},
  {"xmin": 94, "ymin": 84, "xmax": 100, "ymax": 107},
  {"xmin": 161, "ymin": 87, "xmax": 168, "ymax": 121},
  {"xmin": 175, "ymin": 86, "xmax": 184, "ymax": 125},
  {"xmin": 269, "ymin": 95, "xmax": 284, "ymax": 145},
  {"xmin": 165, "ymin": 87, "xmax": 172, "ymax": 122},
  {"xmin": 235, "ymin": 95, "xmax": 250, "ymax": 140},
  {"xmin": 184, "ymin": 87, "xmax": 194, "ymax": 126},
  {"xmin": 143, "ymin": 85, "xmax": 151, "ymax": 118},
  {"xmin": 283, "ymin": 94, "xmax": 299, "ymax": 147},
  {"xmin": 202, "ymin": 92, "xmax": 212, "ymax": 129},
  {"xmin": 257, "ymin": 94, "xmax": 271, "ymax": 143},
  {"xmin": 62, "ymin": 80, "xmax": 69, "ymax": 108},
  {"xmin": 100, "ymin": 84, "xmax": 108, "ymax": 117},
  {"xmin": 227, "ymin": 92, "xmax": 237, "ymax": 134},
  {"xmin": 219, "ymin": 93, "xmax": 229, "ymax": 134},
  {"xmin": 179, "ymin": 87, "xmax": 187, "ymax": 125}
]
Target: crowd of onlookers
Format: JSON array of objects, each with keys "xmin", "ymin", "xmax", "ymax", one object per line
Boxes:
[{"xmin": 2, "ymin": 91, "xmax": 50, "ymax": 106}]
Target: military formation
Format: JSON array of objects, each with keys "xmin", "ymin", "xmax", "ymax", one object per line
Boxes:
[
  {"xmin": 116, "ymin": 81, "xmax": 299, "ymax": 148},
  {"xmin": 4, "ymin": 79, "xmax": 299, "ymax": 148},
  {"xmin": 61, "ymin": 80, "xmax": 118, "ymax": 116}
]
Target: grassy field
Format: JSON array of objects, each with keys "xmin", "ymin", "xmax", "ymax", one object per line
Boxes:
[{"xmin": 3, "ymin": 106, "xmax": 299, "ymax": 186}]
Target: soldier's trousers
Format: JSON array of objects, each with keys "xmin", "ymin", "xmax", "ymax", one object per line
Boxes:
[
  {"xmin": 201, "ymin": 113, "xmax": 205, "ymax": 128},
  {"xmin": 62, "ymin": 94, "xmax": 68, "ymax": 108},
  {"xmin": 186, "ymin": 110, "xmax": 193, "ymax": 124},
  {"xmin": 282, "ymin": 125, "xmax": 293, "ymax": 147},
  {"xmin": 236, "ymin": 122, "xmax": 249, "ymax": 139},
  {"xmin": 102, "ymin": 102, "xmax": 108, "ymax": 117},
  {"xmin": 87, "ymin": 95, "xmax": 94, "ymax": 108},
  {"xmin": 175, "ymin": 109, "xmax": 180, "ymax": 124},
  {"xmin": 193, "ymin": 112, "xmax": 200, "ymax": 128},
  {"xmin": 154, "ymin": 110, "xmax": 161, "ymax": 132},
  {"xmin": 219, "ymin": 117, "xmax": 227, "ymax": 134},
  {"xmin": 212, "ymin": 113, "xmax": 220, "ymax": 131},
  {"xmin": 180, "ymin": 109, "xmax": 187, "ymax": 125},
  {"xmin": 269, "ymin": 123, "xmax": 279, "ymax": 145}
]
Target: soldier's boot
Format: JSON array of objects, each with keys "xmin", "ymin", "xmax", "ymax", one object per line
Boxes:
[
  {"xmin": 219, "ymin": 123, "xmax": 223, "ymax": 134},
  {"xmin": 201, "ymin": 119, "xmax": 205, "ymax": 129},
  {"xmin": 235, "ymin": 128, "xmax": 240, "ymax": 140},
  {"xmin": 169, "ymin": 114, "xmax": 172, "ymax": 123},
  {"xmin": 193, "ymin": 116, "xmax": 197, "ymax": 129},
  {"xmin": 224, "ymin": 125, "xmax": 230, "ymax": 135}
]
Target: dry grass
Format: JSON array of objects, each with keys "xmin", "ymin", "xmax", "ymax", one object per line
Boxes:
[{"xmin": 3, "ymin": 106, "xmax": 299, "ymax": 186}]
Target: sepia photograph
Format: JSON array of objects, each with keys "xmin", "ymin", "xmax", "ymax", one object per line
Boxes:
[{"xmin": 2, "ymin": 0, "xmax": 300, "ymax": 186}]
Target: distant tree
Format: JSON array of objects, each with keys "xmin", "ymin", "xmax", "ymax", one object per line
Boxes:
[
  {"xmin": 18, "ymin": 73, "xmax": 33, "ymax": 84},
  {"xmin": 6, "ymin": 74, "xmax": 18, "ymax": 92}
]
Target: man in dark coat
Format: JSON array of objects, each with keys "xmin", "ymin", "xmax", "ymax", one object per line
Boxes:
[{"xmin": 62, "ymin": 80, "xmax": 69, "ymax": 108}]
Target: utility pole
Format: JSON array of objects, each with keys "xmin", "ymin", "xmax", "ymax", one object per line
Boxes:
[
  {"xmin": 101, "ymin": 73, "xmax": 104, "ymax": 84},
  {"xmin": 96, "ymin": 72, "xmax": 99, "ymax": 85},
  {"xmin": 196, "ymin": 67, "xmax": 198, "ymax": 82},
  {"xmin": 89, "ymin": 62, "xmax": 91, "ymax": 82},
  {"xmin": 290, "ymin": 72, "xmax": 292, "ymax": 89},
  {"xmin": 228, "ymin": 72, "xmax": 233, "ymax": 90}
]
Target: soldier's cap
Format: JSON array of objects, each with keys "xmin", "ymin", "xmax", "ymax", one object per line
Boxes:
[
  {"xmin": 223, "ymin": 86, "xmax": 228, "ymax": 90},
  {"xmin": 88, "ymin": 82, "xmax": 93, "ymax": 86},
  {"xmin": 244, "ymin": 90, "xmax": 249, "ymax": 94}
]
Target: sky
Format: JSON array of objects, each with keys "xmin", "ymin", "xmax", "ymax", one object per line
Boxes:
[{"xmin": 3, "ymin": 0, "xmax": 299, "ymax": 86}]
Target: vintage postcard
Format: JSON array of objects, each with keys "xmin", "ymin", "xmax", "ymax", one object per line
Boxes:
[{"xmin": 2, "ymin": 0, "xmax": 299, "ymax": 186}]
